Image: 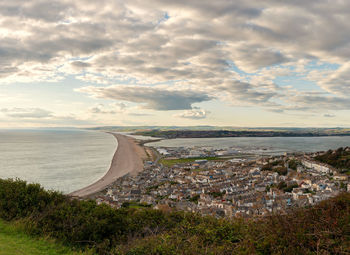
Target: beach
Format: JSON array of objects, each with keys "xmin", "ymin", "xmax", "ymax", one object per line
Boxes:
[{"xmin": 70, "ymin": 133, "xmax": 147, "ymax": 198}]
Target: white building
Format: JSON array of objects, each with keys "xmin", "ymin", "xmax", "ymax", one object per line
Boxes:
[{"xmin": 301, "ymin": 160, "xmax": 330, "ymax": 174}]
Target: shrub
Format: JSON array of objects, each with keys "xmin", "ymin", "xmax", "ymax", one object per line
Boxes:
[
  {"xmin": 0, "ymin": 178, "xmax": 65, "ymax": 220},
  {"xmin": 288, "ymin": 159, "xmax": 300, "ymax": 170},
  {"xmin": 0, "ymin": 178, "xmax": 349, "ymax": 254}
]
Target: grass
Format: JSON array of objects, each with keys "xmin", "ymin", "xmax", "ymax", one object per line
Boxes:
[
  {"xmin": 122, "ymin": 201, "xmax": 152, "ymax": 209},
  {"xmin": 0, "ymin": 219, "xmax": 89, "ymax": 255},
  {"xmin": 159, "ymin": 156, "xmax": 227, "ymax": 166},
  {"xmin": 191, "ymin": 168, "xmax": 208, "ymax": 172}
]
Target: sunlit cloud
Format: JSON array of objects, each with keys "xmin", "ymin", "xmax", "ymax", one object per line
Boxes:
[{"xmin": 1, "ymin": 0, "xmax": 350, "ymax": 126}]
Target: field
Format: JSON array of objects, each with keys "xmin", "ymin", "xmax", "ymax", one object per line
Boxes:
[
  {"xmin": 0, "ymin": 220, "xmax": 87, "ymax": 255},
  {"xmin": 159, "ymin": 156, "xmax": 227, "ymax": 166}
]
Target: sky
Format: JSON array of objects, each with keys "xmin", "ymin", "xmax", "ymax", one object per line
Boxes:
[{"xmin": 0, "ymin": 0, "xmax": 350, "ymax": 128}]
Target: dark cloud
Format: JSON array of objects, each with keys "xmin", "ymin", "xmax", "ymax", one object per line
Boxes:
[
  {"xmin": 71, "ymin": 61, "xmax": 91, "ymax": 68},
  {"xmin": 78, "ymin": 85, "xmax": 212, "ymax": 110},
  {"xmin": 218, "ymin": 80, "xmax": 278, "ymax": 105},
  {"xmin": 0, "ymin": 0, "xmax": 70, "ymax": 22}
]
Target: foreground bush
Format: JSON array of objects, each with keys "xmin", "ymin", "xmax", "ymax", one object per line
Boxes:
[
  {"xmin": 0, "ymin": 178, "xmax": 65, "ymax": 220},
  {"xmin": 0, "ymin": 178, "xmax": 349, "ymax": 254}
]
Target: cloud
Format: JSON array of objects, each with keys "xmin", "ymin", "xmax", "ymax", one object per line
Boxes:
[
  {"xmin": 77, "ymin": 85, "xmax": 212, "ymax": 110},
  {"xmin": 88, "ymin": 103, "xmax": 126, "ymax": 114},
  {"xmin": 174, "ymin": 107, "xmax": 209, "ymax": 119},
  {"xmin": 0, "ymin": 108, "xmax": 52, "ymax": 118},
  {"xmin": 1, "ymin": 0, "xmax": 350, "ymax": 118},
  {"xmin": 225, "ymin": 43, "xmax": 289, "ymax": 72},
  {"xmin": 216, "ymin": 80, "xmax": 279, "ymax": 106},
  {"xmin": 0, "ymin": 0, "xmax": 70, "ymax": 22},
  {"xmin": 71, "ymin": 61, "xmax": 91, "ymax": 68},
  {"xmin": 287, "ymin": 92, "xmax": 350, "ymax": 111},
  {"xmin": 89, "ymin": 105, "xmax": 116, "ymax": 114},
  {"xmin": 128, "ymin": 112, "xmax": 154, "ymax": 116},
  {"xmin": 319, "ymin": 62, "xmax": 350, "ymax": 95}
]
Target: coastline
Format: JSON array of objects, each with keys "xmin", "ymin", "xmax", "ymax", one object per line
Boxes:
[{"xmin": 69, "ymin": 133, "xmax": 147, "ymax": 198}]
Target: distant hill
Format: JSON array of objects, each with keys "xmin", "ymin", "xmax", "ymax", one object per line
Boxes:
[
  {"xmin": 86, "ymin": 126, "xmax": 350, "ymax": 137},
  {"xmin": 132, "ymin": 129, "xmax": 350, "ymax": 138},
  {"xmin": 87, "ymin": 125, "xmax": 228, "ymax": 131}
]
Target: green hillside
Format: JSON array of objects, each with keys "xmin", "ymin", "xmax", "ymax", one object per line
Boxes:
[
  {"xmin": 0, "ymin": 219, "xmax": 88, "ymax": 255},
  {"xmin": 0, "ymin": 178, "xmax": 349, "ymax": 254},
  {"xmin": 315, "ymin": 147, "xmax": 350, "ymax": 173}
]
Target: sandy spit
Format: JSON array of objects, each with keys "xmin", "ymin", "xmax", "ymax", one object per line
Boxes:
[{"xmin": 69, "ymin": 133, "xmax": 146, "ymax": 198}]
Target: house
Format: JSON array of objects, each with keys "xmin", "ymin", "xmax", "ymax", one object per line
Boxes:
[{"xmin": 140, "ymin": 195, "xmax": 155, "ymax": 205}]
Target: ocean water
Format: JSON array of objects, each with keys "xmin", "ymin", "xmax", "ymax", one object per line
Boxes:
[
  {"xmin": 2, "ymin": 131, "xmax": 350, "ymax": 194},
  {"xmin": 147, "ymin": 136, "xmax": 350, "ymax": 156},
  {"xmin": 0, "ymin": 129, "xmax": 117, "ymax": 194}
]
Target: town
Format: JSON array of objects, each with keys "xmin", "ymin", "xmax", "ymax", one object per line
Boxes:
[{"xmin": 95, "ymin": 145, "xmax": 350, "ymax": 218}]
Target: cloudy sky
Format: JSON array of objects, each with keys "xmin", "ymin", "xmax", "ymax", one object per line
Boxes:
[{"xmin": 1, "ymin": 0, "xmax": 350, "ymax": 128}]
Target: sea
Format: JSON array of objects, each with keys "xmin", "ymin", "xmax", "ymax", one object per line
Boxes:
[
  {"xmin": 0, "ymin": 129, "xmax": 117, "ymax": 194},
  {"xmin": 147, "ymin": 136, "xmax": 350, "ymax": 156},
  {"xmin": 1, "ymin": 130, "xmax": 350, "ymax": 194}
]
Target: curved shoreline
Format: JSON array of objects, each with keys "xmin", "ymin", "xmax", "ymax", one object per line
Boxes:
[{"xmin": 69, "ymin": 133, "xmax": 146, "ymax": 198}]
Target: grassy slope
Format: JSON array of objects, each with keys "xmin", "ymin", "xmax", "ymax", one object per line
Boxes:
[{"xmin": 0, "ymin": 220, "xmax": 89, "ymax": 255}]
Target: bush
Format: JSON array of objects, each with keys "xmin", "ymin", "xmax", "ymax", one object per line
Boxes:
[
  {"xmin": 0, "ymin": 178, "xmax": 65, "ymax": 220},
  {"xmin": 274, "ymin": 166, "xmax": 288, "ymax": 176},
  {"xmin": 189, "ymin": 195, "xmax": 200, "ymax": 203},
  {"xmin": 0, "ymin": 178, "xmax": 349, "ymax": 254},
  {"xmin": 277, "ymin": 181, "xmax": 298, "ymax": 192},
  {"xmin": 283, "ymin": 184, "xmax": 299, "ymax": 193},
  {"xmin": 288, "ymin": 159, "xmax": 300, "ymax": 170},
  {"xmin": 315, "ymin": 147, "xmax": 350, "ymax": 171}
]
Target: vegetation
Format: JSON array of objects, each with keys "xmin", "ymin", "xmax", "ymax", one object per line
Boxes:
[
  {"xmin": 288, "ymin": 159, "xmax": 300, "ymax": 170},
  {"xmin": 277, "ymin": 181, "xmax": 299, "ymax": 192},
  {"xmin": 0, "ymin": 219, "xmax": 87, "ymax": 255},
  {"xmin": 90, "ymin": 126, "xmax": 350, "ymax": 136},
  {"xmin": 261, "ymin": 160, "xmax": 281, "ymax": 171},
  {"xmin": 0, "ymin": 178, "xmax": 349, "ymax": 254},
  {"xmin": 121, "ymin": 201, "xmax": 151, "ymax": 209},
  {"xmin": 261, "ymin": 161, "xmax": 288, "ymax": 175},
  {"xmin": 159, "ymin": 157, "xmax": 223, "ymax": 166},
  {"xmin": 274, "ymin": 166, "xmax": 288, "ymax": 176},
  {"xmin": 146, "ymin": 181, "xmax": 179, "ymax": 194},
  {"xmin": 188, "ymin": 195, "xmax": 200, "ymax": 204},
  {"xmin": 315, "ymin": 147, "xmax": 350, "ymax": 172},
  {"xmin": 209, "ymin": 191, "xmax": 226, "ymax": 198}
]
